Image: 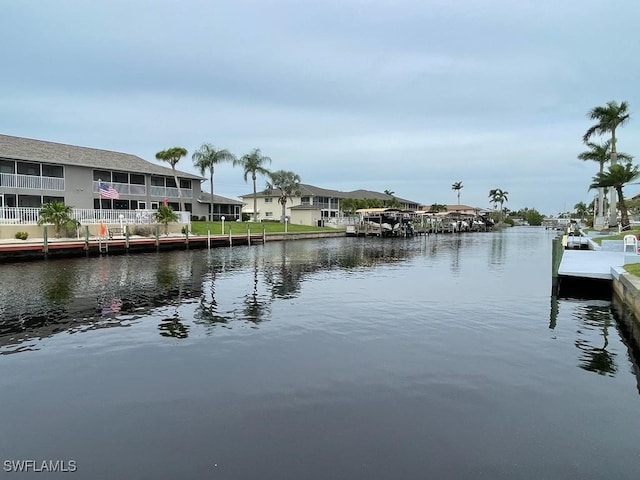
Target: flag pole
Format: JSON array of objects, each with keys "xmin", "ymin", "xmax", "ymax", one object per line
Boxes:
[{"xmin": 98, "ymin": 178, "xmax": 104, "ymax": 238}]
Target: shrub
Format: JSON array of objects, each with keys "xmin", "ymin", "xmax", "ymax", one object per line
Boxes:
[
  {"xmin": 190, "ymin": 215, "xmax": 200, "ymax": 222},
  {"xmin": 14, "ymin": 231, "xmax": 29, "ymax": 240}
]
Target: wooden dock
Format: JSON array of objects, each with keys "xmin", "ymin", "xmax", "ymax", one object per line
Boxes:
[{"xmin": 0, "ymin": 233, "xmax": 266, "ymax": 262}]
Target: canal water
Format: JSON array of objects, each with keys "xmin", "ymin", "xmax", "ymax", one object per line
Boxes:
[{"xmin": 0, "ymin": 228, "xmax": 639, "ymax": 479}]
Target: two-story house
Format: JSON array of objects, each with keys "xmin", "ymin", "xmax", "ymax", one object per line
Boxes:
[
  {"xmin": 0, "ymin": 134, "xmax": 205, "ymax": 218},
  {"xmin": 241, "ymin": 184, "xmax": 421, "ymax": 226}
]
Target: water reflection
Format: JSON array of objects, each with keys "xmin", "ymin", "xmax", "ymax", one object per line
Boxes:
[
  {"xmin": 242, "ymin": 253, "xmax": 270, "ymax": 323},
  {"xmin": 549, "ymin": 296, "xmax": 558, "ymax": 330},
  {"xmin": 573, "ymin": 304, "xmax": 618, "ymax": 376},
  {"xmin": 0, "ymin": 239, "xmax": 424, "ymax": 353},
  {"xmin": 158, "ymin": 318, "xmax": 190, "ymax": 338},
  {"xmin": 489, "ymin": 231, "xmax": 506, "ymax": 266}
]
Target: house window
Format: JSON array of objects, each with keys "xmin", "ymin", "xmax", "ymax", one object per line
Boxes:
[
  {"xmin": 114, "ymin": 200, "xmax": 129, "ymax": 209},
  {"xmin": 166, "ymin": 178, "xmax": 176, "ymax": 188},
  {"xmin": 130, "ymin": 174, "xmax": 145, "ymax": 185},
  {"xmin": 3, "ymin": 194, "xmax": 16, "ymax": 207},
  {"xmin": 301, "ymin": 196, "xmax": 310, "ymax": 205},
  {"xmin": 42, "ymin": 164, "xmax": 63, "ymax": 178},
  {"xmin": 43, "ymin": 196, "xmax": 64, "ymax": 204},
  {"xmin": 93, "ymin": 170, "xmax": 111, "ymax": 182},
  {"xmin": 0, "ymin": 159, "xmax": 15, "ymax": 174},
  {"xmin": 112, "ymin": 171, "xmax": 129, "ymax": 184},
  {"xmin": 264, "ymin": 197, "xmax": 273, "ymax": 203},
  {"xmin": 94, "ymin": 198, "xmax": 113, "ymax": 209},
  {"xmin": 265, "ymin": 212, "xmax": 273, "ymax": 217},
  {"xmin": 180, "ymin": 179, "xmax": 191, "ymax": 189},
  {"xmin": 18, "ymin": 194, "xmax": 41, "ymax": 207},
  {"xmin": 151, "ymin": 176, "xmax": 165, "ymax": 186},
  {"xmin": 17, "ymin": 162, "xmax": 40, "ymax": 176}
]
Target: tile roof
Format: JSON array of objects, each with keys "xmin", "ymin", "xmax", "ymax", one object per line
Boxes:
[{"xmin": 0, "ymin": 133, "xmax": 202, "ymax": 180}]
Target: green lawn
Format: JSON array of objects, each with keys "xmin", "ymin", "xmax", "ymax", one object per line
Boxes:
[
  {"xmin": 588, "ymin": 228, "xmax": 640, "ymax": 245},
  {"xmin": 624, "ymin": 263, "xmax": 640, "ymax": 277},
  {"xmin": 190, "ymin": 221, "xmax": 342, "ymax": 235}
]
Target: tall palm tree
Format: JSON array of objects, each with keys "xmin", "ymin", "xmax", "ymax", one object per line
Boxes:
[
  {"xmin": 192, "ymin": 143, "xmax": 236, "ymax": 221},
  {"xmin": 451, "ymin": 181, "xmax": 463, "ymax": 204},
  {"xmin": 234, "ymin": 148, "xmax": 272, "ymax": 222},
  {"xmin": 488, "ymin": 188, "xmax": 509, "ymax": 222},
  {"xmin": 266, "ymin": 170, "xmax": 302, "ymax": 222},
  {"xmin": 583, "ymin": 101, "xmax": 631, "ymax": 225},
  {"xmin": 578, "ymin": 141, "xmax": 632, "ymax": 222},
  {"xmin": 156, "ymin": 147, "xmax": 188, "ymax": 212},
  {"xmin": 589, "ymin": 163, "xmax": 640, "ymax": 229}
]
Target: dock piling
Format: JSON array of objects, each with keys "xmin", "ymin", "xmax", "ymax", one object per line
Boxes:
[{"xmin": 551, "ymin": 235, "xmax": 564, "ymax": 295}]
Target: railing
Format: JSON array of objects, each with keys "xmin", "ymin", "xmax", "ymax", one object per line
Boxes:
[
  {"xmin": 0, "ymin": 207, "xmax": 190, "ymax": 225},
  {"xmin": 150, "ymin": 186, "xmax": 193, "ymax": 199},
  {"xmin": 92, "ymin": 181, "xmax": 146, "ymax": 196},
  {"xmin": 0, "ymin": 173, "xmax": 65, "ymax": 191}
]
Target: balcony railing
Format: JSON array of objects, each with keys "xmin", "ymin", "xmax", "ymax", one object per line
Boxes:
[
  {"xmin": 92, "ymin": 181, "xmax": 146, "ymax": 196},
  {"xmin": 0, "ymin": 207, "xmax": 190, "ymax": 225},
  {"xmin": 150, "ymin": 186, "xmax": 193, "ymax": 199},
  {"xmin": 0, "ymin": 173, "xmax": 65, "ymax": 191}
]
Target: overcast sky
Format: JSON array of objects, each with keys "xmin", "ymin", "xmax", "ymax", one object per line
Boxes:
[{"xmin": 2, "ymin": 0, "xmax": 640, "ymax": 215}]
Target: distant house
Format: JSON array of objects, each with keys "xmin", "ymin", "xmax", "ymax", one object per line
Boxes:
[
  {"xmin": 240, "ymin": 183, "xmax": 421, "ymax": 225},
  {"xmin": 421, "ymin": 204, "xmax": 487, "ymax": 216},
  {"xmin": 0, "ymin": 134, "xmax": 205, "ymax": 215}
]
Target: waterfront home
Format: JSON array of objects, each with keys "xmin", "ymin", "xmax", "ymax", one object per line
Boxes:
[
  {"xmin": 0, "ymin": 134, "xmax": 206, "ymax": 218},
  {"xmin": 240, "ymin": 183, "xmax": 421, "ymax": 226}
]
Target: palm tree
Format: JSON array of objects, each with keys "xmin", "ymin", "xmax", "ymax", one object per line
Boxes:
[
  {"xmin": 266, "ymin": 170, "xmax": 302, "ymax": 222},
  {"xmin": 589, "ymin": 163, "xmax": 640, "ymax": 229},
  {"xmin": 156, "ymin": 147, "xmax": 188, "ymax": 212},
  {"xmin": 428, "ymin": 203, "xmax": 447, "ymax": 213},
  {"xmin": 574, "ymin": 201, "xmax": 588, "ymax": 222},
  {"xmin": 578, "ymin": 140, "xmax": 632, "ymax": 223},
  {"xmin": 38, "ymin": 201, "xmax": 78, "ymax": 238},
  {"xmin": 488, "ymin": 188, "xmax": 509, "ymax": 222},
  {"xmin": 583, "ymin": 101, "xmax": 631, "ymax": 225},
  {"xmin": 234, "ymin": 148, "xmax": 272, "ymax": 222},
  {"xmin": 192, "ymin": 143, "xmax": 236, "ymax": 221},
  {"xmin": 451, "ymin": 181, "xmax": 463, "ymax": 204},
  {"xmin": 154, "ymin": 203, "xmax": 179, "ymax": 235}
]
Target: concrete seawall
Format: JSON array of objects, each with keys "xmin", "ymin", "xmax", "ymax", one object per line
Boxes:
[{"xmin": 612, "ymin": 268, "xmax": 640, "ymax": 343}]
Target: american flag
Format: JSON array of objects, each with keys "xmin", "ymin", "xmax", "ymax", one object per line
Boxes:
[{"xmin": 99, "ymin": 182, "xmax": 120, "ymax": 199}]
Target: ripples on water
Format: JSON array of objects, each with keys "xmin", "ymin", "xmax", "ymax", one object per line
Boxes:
[{"xmin": 1, "ymin": 228, "xmax": 639, "ymax": 479}]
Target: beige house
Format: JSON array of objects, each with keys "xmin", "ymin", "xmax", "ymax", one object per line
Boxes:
[{"xmin": 241, "ymin": 184, "xmax": 421, "ymax": 226}]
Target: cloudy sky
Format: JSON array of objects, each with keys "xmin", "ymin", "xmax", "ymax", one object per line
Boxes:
[{"xmin": 2, "ymin": 0, "xmax": 640, "ymax": 215}]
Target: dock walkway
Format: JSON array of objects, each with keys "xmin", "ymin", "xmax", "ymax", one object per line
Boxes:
[{"xmin": 558, "ymin": 250, "xmax": 631, "ymax": 280}]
